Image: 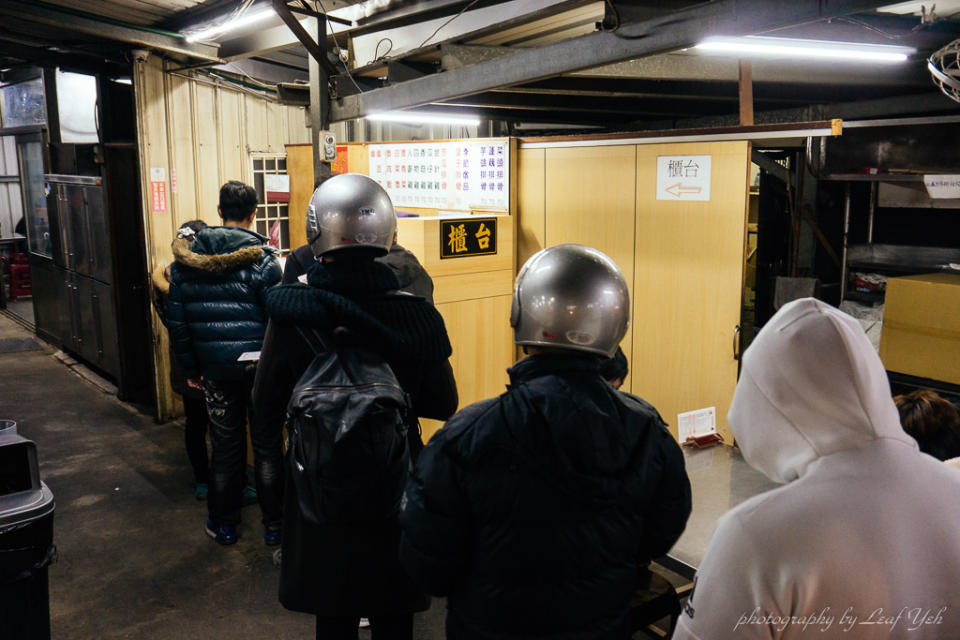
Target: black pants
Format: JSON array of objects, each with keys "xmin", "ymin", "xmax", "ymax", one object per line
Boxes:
[
  {"xmin": 204, "ymin": 373, "xmax": 283, "ymax": 528},
  {"xmin": 182, "ymin": 395, "xmax": 209, "ymax": 485},
  {"xmin": 315, "ymin": 615, "xmax": 413, "ymax": 640}
]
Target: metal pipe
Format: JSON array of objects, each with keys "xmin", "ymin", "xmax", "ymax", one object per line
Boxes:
[
  {"xmin": 867, "ymin": 181, "xmax": 877, "ymax": 244},
  {"xmin": 840, "ymin": 183, "xmax": 852, "ymax": 301}
]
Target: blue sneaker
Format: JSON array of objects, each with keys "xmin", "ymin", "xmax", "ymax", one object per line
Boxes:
[
  {"xmin": 205, "ymin": 519, "xmax": 238, "ymax": 546},
  {"xmin": 264, "ymin": 525, "xmax": 281, "ymax": 547}
]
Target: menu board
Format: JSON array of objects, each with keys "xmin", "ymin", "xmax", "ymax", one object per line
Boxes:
[{"xmin": 367, "ymin": 139, "xmax": 509, "ymax": 212}]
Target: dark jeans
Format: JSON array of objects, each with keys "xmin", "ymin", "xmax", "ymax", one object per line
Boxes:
[
  {"xmin": 315, "ymin": 615, "xmax": 413, "ymax": 640},
  {"xmin": 204, "ymin": 372, "xmax": 283, "ymax": 528},
  {"xmin": 182, "ymin": 395, "xmax": 209, "ymax": 485}
]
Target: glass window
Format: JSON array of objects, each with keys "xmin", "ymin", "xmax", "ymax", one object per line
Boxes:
[
  {"xmin": 1, "ymin": 79, "xmax": 46, "ymax": 127},
  {"xmin": 55, "ymin": 70, "xmax": 99, "ymax": 144},
  {"xmin": 250, "ymin": 153, "xmax": 291, "ymax": 254},
  {"xmin": 19, "ymin": 141, "xmax": 50, "ymax": 257}
]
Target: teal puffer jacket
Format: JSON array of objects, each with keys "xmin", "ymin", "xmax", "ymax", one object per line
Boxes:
[{"xmin": 167, "ymin": 226, "xmax": 281, "ymax": 381}]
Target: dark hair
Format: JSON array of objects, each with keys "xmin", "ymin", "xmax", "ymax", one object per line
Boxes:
[
  {"xmin": 599, "ymin": 346, "xmax": 628, "ymax": 385},
  {"xmin": 894, "ymin": 389, "xmax": 960, "ymax": 461},
  {"xmin": 178, "ymin": 219, "xmax": 207, "ymax": 235},
  {"xmin": 218, "ymin": 180, "xmax": 258, "ymax": 222}
]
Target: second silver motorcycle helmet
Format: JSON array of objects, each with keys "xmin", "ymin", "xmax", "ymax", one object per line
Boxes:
[
  {"xmin": 306, "ymin": 173, "xmax": 396, "ymax": 257},
  {"xmin": 511, "ymin": 244, "xmax": 629, "ymax": 357}
]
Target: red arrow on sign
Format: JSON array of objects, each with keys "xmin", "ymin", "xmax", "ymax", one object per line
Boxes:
[{"xmin": 665, "ymin": 183, "xmax": 702, "ymax": 197}]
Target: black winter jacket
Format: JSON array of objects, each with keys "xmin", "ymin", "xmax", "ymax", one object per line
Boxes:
[
  {"xmin": 399, "ymin": 354, "xmax": 692, "ymax": 640},
  {"xmin": 284, "ymin": 243, "xmax": 435, "ymax": 304},
  {"xmin": 167, "ymin": 226, "xmax": 281, "ymax": 381},
  {"xmin": 252, "ymin": 257, "xmax": 458, "ymax": 617}
]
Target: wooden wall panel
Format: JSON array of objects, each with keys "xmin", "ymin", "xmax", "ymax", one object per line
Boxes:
[
  {"xmin": 422, "ymin": 293, "xmax": 514, "ymax": 441},
  {"xmin": 286, "ymin": 107, "xmax": 310, "ymax": 144},
  {"xmin": 193, "ymin": 83, "xmax": 221, "ymax": 224},
  {"xmin": 134, "ymin": 57, "xmax": 174, "ymax": 418},
  {"xmin": 286, "ymin": 143, "xmax": 313, "ymax": 250},
  {"xmin": 138, "ymin": 59, "xmax": 174, "ymax": 266},
  {"xmin": 517, "ymin": 147, "xmax": 545, "ymax": 268},
  {"xmin": 166, "ymin": 74, "xmax": 199, "ymax": 226},
  {"xmin": 218, "ymin": 89, "xmax": 244, "ymax": 184},
  {"xmin": 544, "ymin": 145, "xmax": 636, "ymax": 390},
  {"xmin": 266, "ymin": 101, "xmax": 286, "ymax": 153},
  {"xmin": 244, "ymin": 94, "xmax": 268, "ymax": 155},
  {"xmin": 632, "ymin": 141, "xmax": 749, "ymax": 441}
]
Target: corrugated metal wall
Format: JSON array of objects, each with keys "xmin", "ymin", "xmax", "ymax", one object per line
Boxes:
[{"xmin": 133, "ymin": 57, "xmax": 311, "ymax": 419}]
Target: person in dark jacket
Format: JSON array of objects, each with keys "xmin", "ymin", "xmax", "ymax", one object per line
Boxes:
[
  {"xmin": 151, "ymin": 220, "xmax": 211, "ymax": 499},
  {"xmin": 599, "ymin": 345, "xmax": 629, "ymax": 390},
  {"xmin": 253, "ymin": 174, "xmax": 457, "ymax": 640},
  {"xmin": 283, "ymin": 232, "xmax": 435, "ymax": 304},
  {"xmin": 399, "ymin": 243, "xmax": 692, "ymax": 640},
  {"xmin": 167, "ymin": 181, "xmax": 282, "ymax": 546}
]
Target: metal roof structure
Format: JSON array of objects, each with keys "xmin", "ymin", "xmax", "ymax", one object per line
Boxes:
[{"xmin": 1, "ymin": 0, "xmax": 959, "ymax": 133}]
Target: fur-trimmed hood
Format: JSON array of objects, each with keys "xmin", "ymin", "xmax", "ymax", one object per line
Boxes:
[
  {"xmin": 171, "ymin": 226, "xmax": 273, "ymax": 273},
  {"xmin": 151, "ymin": 263, "xmax": 171, "ymax": 295}
]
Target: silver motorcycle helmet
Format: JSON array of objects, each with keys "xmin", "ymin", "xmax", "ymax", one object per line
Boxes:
[
  {"xmin": 511, "ymin": 244, "xmax": 629, "ymax": 357},
  {"xmin": 305, "ymin": 173, "xmax": 396, "ymax": 257}
]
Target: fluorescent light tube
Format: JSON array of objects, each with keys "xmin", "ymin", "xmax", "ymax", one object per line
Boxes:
[
  {"xmin": 185, "ymin": 7, "xmax": 275, "ymax": 42},
  {"xmin": 695, "ymin": 36, "xmax": 914, "ymax": 63},
  {"xmin": 366, "ymin": 112, "xmax": 481, "ymax": 126}
]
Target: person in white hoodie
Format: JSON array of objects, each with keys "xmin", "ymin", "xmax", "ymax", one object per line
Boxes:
[{"xmin": 673, "ymin": 298, "xmax": 960, "ymax": 640}]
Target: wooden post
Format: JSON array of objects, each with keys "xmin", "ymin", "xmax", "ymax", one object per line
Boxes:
[
  {"xmin": 739, "ymin": 59, "xmax": 754, "ymax": 126},
  {"xmin": 308, "ymin": 16, "xmax": 331, "ymax": 188}
]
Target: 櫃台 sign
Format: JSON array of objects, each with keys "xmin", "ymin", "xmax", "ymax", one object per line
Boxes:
[
  {"xmin": 440, "ymin": 217, "xmax": 497, "ymax": 259},
  {"xmin": 656, "ymin": 155, "xmax": 712, "ymax": 202}
]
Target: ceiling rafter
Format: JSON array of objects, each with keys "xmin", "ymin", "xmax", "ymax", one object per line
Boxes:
[{"xmin": 328, "ymin": 0, "xmax": 900, "ymax": 122}]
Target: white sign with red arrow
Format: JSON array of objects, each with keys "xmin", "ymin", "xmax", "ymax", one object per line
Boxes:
[{"xmin": 656, "ymin": 155, "xmax": 712, "ymax": 202}]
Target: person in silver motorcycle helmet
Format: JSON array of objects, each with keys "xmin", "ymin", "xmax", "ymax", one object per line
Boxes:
[
  {"xmin": 510, "ymin": 243, "xmax": 629, "ymax": 358},
  {"xmin": 306, "ymin": 173, "xmax": 396, "ymax": 258}
]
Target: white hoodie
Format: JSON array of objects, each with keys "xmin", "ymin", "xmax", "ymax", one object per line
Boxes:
[{"xmin": 673, "ymin": 298, "xmax": 960, "ymax": 640}]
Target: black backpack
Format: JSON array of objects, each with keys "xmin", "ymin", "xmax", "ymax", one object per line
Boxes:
[{"xmin": 286, "ymin": 327, "xmax": 411, "ymax": 525}]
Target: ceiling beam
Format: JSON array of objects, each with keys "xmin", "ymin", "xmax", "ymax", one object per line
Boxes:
[
  {"xmin": 271, "ymin": 0, "xmax": 338, "ymax": 75},
  {"xmin": 435, "ymin": 91, "xmax": 731, "ymax": 117},
  {"xmin": 329, "ymin": 0, "xmax": 897, "ymax": 121},
  {"xmin": 573, "ymin": 53, "xmax": 928, "ymax": 88},
  {"xmin": 0, "ymin": 0, "xmax": 221, "ymax": 62},
  {"xmin": 636, "ymin": 91, "xmax": 959, "ymax": 131},
  {"xmin": 219, "ymin": 16, "xmax": 313, "ymax": 60}
]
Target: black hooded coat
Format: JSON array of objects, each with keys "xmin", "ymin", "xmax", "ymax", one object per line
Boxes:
[
  {"xmin": 399, "ymin": 354, "xmax": 692, "ymax": 640},
  {"xmin": 253, "ymin": 257, "xmax": 457, "ymax": 616}
]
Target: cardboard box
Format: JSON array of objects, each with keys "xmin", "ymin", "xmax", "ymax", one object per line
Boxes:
[{"xmin": 879, "ymin": 273, "xmax": 960, "ymax": 385}]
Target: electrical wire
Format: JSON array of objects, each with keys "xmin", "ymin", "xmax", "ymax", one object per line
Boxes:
[
  {"xmin": 314, "ymin": 0, "xmax": 365, "ymax": 94},
  {"xmin": 601, "ymin": 0, "xmax": 620, "ymax": 33},
  {"xmin": 372, "ymin": 37, "xmax": 394, "ymax": 63},
  {"xmin": 835, "ymin": 15, "xmax": 933, "ymax": 40},
  {"xmin": 418, "ymin": 0, "xmax": 483, "ymax": 48}
]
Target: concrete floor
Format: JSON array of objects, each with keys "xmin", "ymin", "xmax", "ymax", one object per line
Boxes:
[
  {"xmin": 0, "ymin": 316, "xmax": 446, "ymax": 640},
  {"xmin": 0, "ymin": 313, "xmax": 777, "ymax": 639},
  {"xmin": 5, "ymin": 298, "xmax": 34, "ymax": 326}
]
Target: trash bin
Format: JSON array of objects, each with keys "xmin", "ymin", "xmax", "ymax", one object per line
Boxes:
[{"xmin": 0, "ymin": 430, "xmax": 55, "ymax": 640}]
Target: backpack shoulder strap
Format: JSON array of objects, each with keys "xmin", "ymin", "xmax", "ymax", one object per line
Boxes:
[{"xmin": 296, "ymin": 326, "xmax": 329, "ymax": 356}]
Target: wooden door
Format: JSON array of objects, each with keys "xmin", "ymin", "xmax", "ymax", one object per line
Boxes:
[
  {"xmin": 544, "ymin": 145, "xmax": 637, "ymax": 389},
  {"xmin": 632, "ymin": 141, "xmax": 749, "ymax": 441}
]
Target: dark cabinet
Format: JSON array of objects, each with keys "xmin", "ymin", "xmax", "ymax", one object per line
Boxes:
[
  {"xmin": 47, "ymin": 175, "xmax": 112, "ymax": 283},
  {"xmin": 38, "ymin": 175, "xmax": 124, "ymax": 381}
]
